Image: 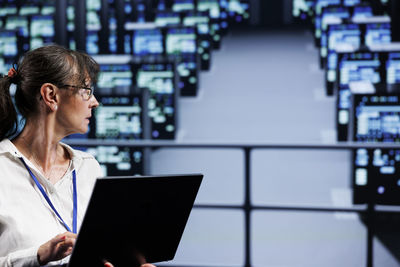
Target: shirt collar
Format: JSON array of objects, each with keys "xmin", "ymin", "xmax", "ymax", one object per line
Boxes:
[
  {"xmin": 0, "ymin": 138, "xmax": 22, "ymax": 158},
  {"xmin": 0, "ymin": 138, "xmax": 90, "ymax": 170}
]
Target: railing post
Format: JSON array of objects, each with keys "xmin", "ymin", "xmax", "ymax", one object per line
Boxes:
[
  {"xmin": 367, "ymin": 202, "xmax": 375, "ymax": 267},
  {"xmin": 244, "ymin": 147, "xmax": 252, "ymax": 267}
]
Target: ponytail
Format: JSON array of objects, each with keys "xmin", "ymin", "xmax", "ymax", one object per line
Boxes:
[{"xmin": 0, "ymin": 73, "xmax": 19, "ymax": 141}]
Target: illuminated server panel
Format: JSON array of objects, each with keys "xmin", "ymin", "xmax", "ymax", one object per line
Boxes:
[
  {"xmin": 0, "ymin": 30, "xmax": 18, "ymax": 74},
  {"xmin": 133, "ymin": 29, "xmax": 164, "ymax": 56},
  {"xmin": 132, "ymin": 0, "xmax": 154, "ymax": 22},
  {"xmin": 353, "ymin": 147, "xmax": 400, "ymax": 205},
  {"xmin": 123, "ymin": 0, "xmax": 135, "ymax": 27},
  {"xmin": 89, "ymin": 93, "xmax": 149, "ymax": 140},
  {"xmin": 325, "ymin": 19, "xmax": 391, "ymax": 96},
  {"xmin": 313, "ymin": 0, "xmax": 341, "ymax": 46},
  {"xmin": 1, "ymin": 1, "xmax": 56, "ymax": 55},
  {"xmin": 0, "ymin": 1, "xmax": 18, "ymax": 29},
  {"xmin": 165, "ymin": 26, "xmax": 200, "ymax": 96},
  {"xmin": 198, "ymin": 0, "xmax": 226, "ymax": 35},
  {"xmin": 226, "ymin": 0, "xmax": 250, "ymax": 23},
  {"xmin": 107, "ymin": 0, "xmax": 118, "ymax": 53},
  {"xmin": 217, "ymin": 0, "xmax": 229, "ymax": 33},
  {"xmin": 182, "ymin": 11, "xmax": 213, "ymax": 71},
  {"xmin": 73, "ymin": 145, "xmax": 148, "ymax": 176},
  {"xmin": 66, "ymin": 0, "xmax": 77, "ymax": 50},
  {"xmin": 208, "ymin": 0, "xmax": 228, "ymax": 36},
  {"xmin": 166, "ymin": 0, "xmax": 223, "ymax": 48},
  {"xmin": 325, "ymin": 23, "xmax": 361, "ymax": 95},
  {"xmin": 134, "ymin": 61, "xmax": 179, "ymax": 139},
  {"xmin": 319, "ymin": 3, "xmax": 375, "ymax": 51},
  {"xmin": 319, "ymin": 5, "xmax": 351, "ymax": 67},
  {"xmin": 30, "ymin": 14, "xmax": 55, "ymax": 49},
  {"xmin": 197, "ymin": 0, "xmax": 223, "ymax": 49},
  {"xmin": 319, "ymin": 3, "xmax": 376, "ymax": 70},
  {"xmin": 96, "ymin": 58, "xmax": 134, "ymax": 95},
  {"xmin": 154, "ymin": 8, "xmax": 212, "ymax": 71},
  {"xmin": 90, "ymin": 55, "xmax": 151, "ymax": 140},
  {"xmin": 155, "ymin": 10, "xmax": 181, "ymax": 27},
  {"xmin": 386, "ymin": 52, "xmax": 400, "ymax": 92},
  {"xmin": 365, "ymin": 22, "xmax": 391, "ymax": 47},
  {"xmin": 110, "ymin": 0, "xmax": 160, "ymax": 54},
  {"xmin": 352, "ymin": 4, "xmax": 374, "ymax": 19},
  {"xmin": 171, "ymin": 0, "xmax": 196, "ymax": 13},
  {"xmin": 32, "ymin": 1, "xmax": 56, "ymax": 49},
  {"xmin": 2, "ymin": 3, "xmax": 25, "ymax": 54},
  {"xmin": 292, "ymin": 0, "xmax": 315, "ymax": 21},
  {"xmin": 130, "ymin": 27, "xmax": 165, "ymax": 57},
  {"xmin": 86, "ymin": 0, "xmax": 102, "ymax": 54},
  {"xmin": 352, "ymin": 94, "xmax": 400, "ymax": 143},
  {"xmin": 336, "ymin": 51, "xmax": 400, "ymax": 141},
  {"xmin": 119, "ymin": 0, "xmax": 158, "ymax": 53},
  {"xmin": 343, "ymin": 0, "xmax": 362, "ymax": 5},
  {"xmin": 313, "ymin": 0, "xmax": 374, "ymax": 47},
  {"xmin": 4, "ymin": 14, "xmax": 29, "ymax": 53},
  {"xmin": 336, "ymin": 52, "xmax": 382, "ymax": 141},
  {"xmin": 352, "ymin": 94, "xmax": 400, "ymax": 205}
]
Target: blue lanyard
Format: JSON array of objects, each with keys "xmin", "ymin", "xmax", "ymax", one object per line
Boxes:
[{"xmin": 19, "ymin": 158, "xmax": 78, "ymax": 234}]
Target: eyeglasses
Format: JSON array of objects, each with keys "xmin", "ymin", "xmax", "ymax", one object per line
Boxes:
[{"xmin": 59, "ymin": 84, "xmax": 94, "ymax": 101}]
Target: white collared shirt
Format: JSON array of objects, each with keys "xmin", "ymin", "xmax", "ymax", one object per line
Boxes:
[{"xmin": 0, "ymin": 139, "xmax": 103, "ymax": 267}]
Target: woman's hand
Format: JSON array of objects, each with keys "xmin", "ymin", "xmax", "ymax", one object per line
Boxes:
[
  {"xmin": 37, "ymin": 232, "xmax": 77, "ymax": 265},
  {"xmin": 104, "ymin": 263, "xmax": 156, "ymax": 267},
  {"xmin": 103, "ymin": 250, "xmax": 156, "ymax": 267},
  {"xmin": 37, "ymin": 232, "xmax": 156, "ymax": 267}
]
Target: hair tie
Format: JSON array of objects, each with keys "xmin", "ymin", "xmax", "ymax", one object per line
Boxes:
[
  {"xmin": 7, "ymin": 65, "xmax": 19, "ymax": 84},
  {"xmin": 7, "ymin": 67, "xmax": 17, "ymax": 78}
]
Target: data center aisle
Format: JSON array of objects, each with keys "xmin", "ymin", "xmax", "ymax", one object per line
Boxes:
[
  {"xmin": 150, "ymin": 30, "xmax": 399, "ymax": 267},
  {"xmin": 177, "ymin": 29, "xmax": 335, "ymax": 143}
]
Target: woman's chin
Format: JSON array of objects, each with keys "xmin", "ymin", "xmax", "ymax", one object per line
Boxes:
[
  {"xmin": 79, "ymin": 127, "xmax": 89, "ymax": 135},
  {"xmin": 65, "ymin": 127, "xmax": 88, "ymax": 137}
]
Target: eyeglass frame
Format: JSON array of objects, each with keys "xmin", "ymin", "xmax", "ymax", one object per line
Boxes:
[{"xmin": 58, "ymin": 84, "xmax": 95, "ymax": 101}]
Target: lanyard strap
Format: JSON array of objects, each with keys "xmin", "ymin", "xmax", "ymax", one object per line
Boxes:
[{"xmin": 19, "ymin": 158, "xmax": 78, "ymax": 234}]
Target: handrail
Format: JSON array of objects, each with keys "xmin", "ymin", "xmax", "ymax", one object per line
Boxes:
[
  {"xmin": 194, "ymin": 203, "xmax": 368, "ymax": 212},
  {"xmin": 65, "ymin": 139, "xmax": 400, "ymax": 149}
]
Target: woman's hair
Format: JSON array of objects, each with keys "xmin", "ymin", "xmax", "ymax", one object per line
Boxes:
[{"xmin": 0, "ymin": 44, "xmax": 99, "ymax": 141}]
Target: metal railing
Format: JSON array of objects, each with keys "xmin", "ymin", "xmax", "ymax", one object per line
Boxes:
[{"xmin": 65, "ymin": 140, "xmax": 400, "ymax": 267}]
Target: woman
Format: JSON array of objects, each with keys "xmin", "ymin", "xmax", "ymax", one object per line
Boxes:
[{"xmin": 0, "ymin": 45, "xmax": 155, "ymax": 267}]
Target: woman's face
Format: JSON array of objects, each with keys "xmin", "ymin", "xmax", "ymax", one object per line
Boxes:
[{"xmin": 56, "ymin": 80, "xmax": 99, "ymax": 136}]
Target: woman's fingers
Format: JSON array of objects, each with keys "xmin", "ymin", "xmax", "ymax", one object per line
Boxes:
[
  {"xmin": 103, "ymin": 262, "xmax": 114, "ymax": 267},
  {"xmin": 136, "ymin": 253, "xmax": 156, "ymax": 267},
  {"xmin": 59, "ymin": 235, "xmax": 76, "ymax": 248},
  {"xmin": 54, "ymin": 232, "xmax": 76, "ymax": 256},
  {"xmin": 37, "ymin": 232, "xmax": 77, "ymax": 265},
  {"xmin": 38, "ymin": 232, "xmax": 157, "ymax": 267},
  {"xmin": 103, "ymin": 261, "xmax": 156, "ymax": 267}
]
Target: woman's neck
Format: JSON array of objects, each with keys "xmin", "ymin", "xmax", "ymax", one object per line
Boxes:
[{"xmin": 13, "ymin": 118, "xmax": 70, "ymax": 183}]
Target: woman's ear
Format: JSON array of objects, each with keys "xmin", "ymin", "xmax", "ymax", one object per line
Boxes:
[{"xmin": 40, "ymin": 83, "xmax": 59, "ymax": 112}]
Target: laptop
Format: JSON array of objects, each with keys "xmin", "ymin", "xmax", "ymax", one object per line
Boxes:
[{"xmin": 67, "ymin": 173, "xmax": 203, "ymax": 267}]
